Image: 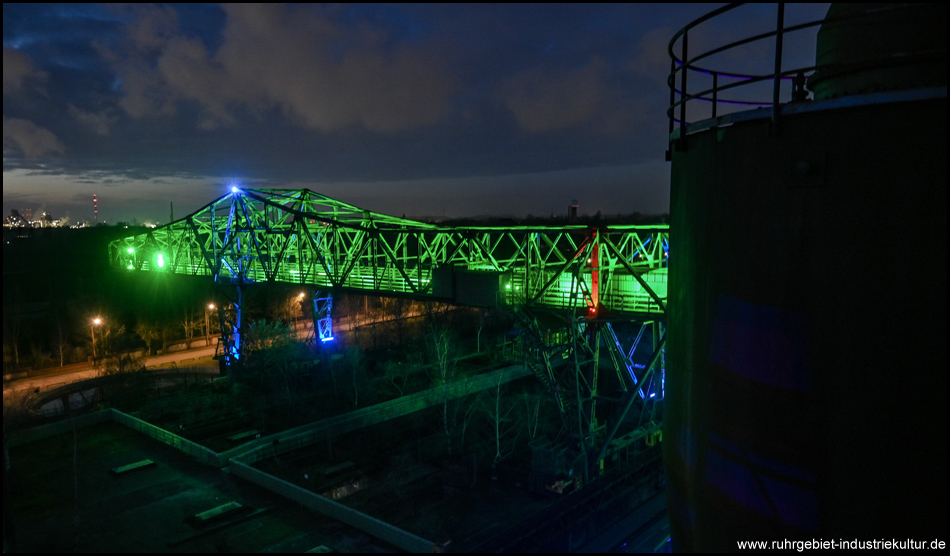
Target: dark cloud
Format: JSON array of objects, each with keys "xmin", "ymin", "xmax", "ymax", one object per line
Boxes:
[
  {"xmin": 3, "ymin": 3, "xmax": 831, "ymax": 223},
  {"xmin": 501, "ymin": 58, "xmax": 609, "ymax": 132},
  {"xmin": 3, "ymin": 118, "xmax": 65, "ymax": 158},
  {"xmin": 3, "ymin": 46, "xmax": 47, "ymax": 95},
  {"xmin": 68, "ymin": 104, "xmax": 115, "ymax": 135},
  {"xmin": 101, "ymin": 4, "xmax": 457, "ymax": 133}
]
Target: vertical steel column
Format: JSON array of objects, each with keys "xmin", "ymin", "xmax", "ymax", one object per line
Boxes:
[
  {"xmin": 312, "ymin": 291, "xmax": 334, "ymax": 343},
  {"xmin": 573, "ymin": 315, "xmax": 605, "ymax": 484},
  {"xmin": 234, "ymin": 285, "xmax": 243, "ymax": 361},
  {"xmin": 669, "ymin": 59, "xmax": 677, "ymax": 137},
  {"xmin": 771, "ymin": 3, "xmax": 786, "ymax": 133},
  {"xmin": 678, "ymin": 30, "xmax": 689, "ymax": 150},
  {"xmin": 712, "ymin": 72, "xmax": 719, "ymax": 118},
  {"xmin": 215, "ymin": 283, "xmax": 244, "ymax": 375},
  {"xmin": 590, "ymin": 229, "xmax": 599, "ymax": 316}
]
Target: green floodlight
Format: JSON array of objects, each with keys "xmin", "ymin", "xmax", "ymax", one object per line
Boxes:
[
  {"xmin": 127, "ymin": 247, "xmax": 134, "ymax": 254},
  {"xmin": 157, "ymin": 253, "xmax": 165, "ymax": 268}
]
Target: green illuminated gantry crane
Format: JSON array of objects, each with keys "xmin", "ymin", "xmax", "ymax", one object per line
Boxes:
[{"xmin": 110, "ymin": 187, "xmax": 668, "ymax": 480}]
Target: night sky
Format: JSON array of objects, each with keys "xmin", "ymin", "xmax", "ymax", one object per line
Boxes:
[{"xmin": 3, "ymin": 3, "xmax": 828, "ymax": 224}]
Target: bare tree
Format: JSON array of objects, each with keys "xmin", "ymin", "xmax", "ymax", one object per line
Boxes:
[
  {"xmin": 381, "ymin": 296, "xmax": 412, "ymax": 345},
  {"xmin": 242, "ymin": 319, "xmax": 298, "ymax": 403},
  {"xmin": 343, "ymin": 345, "xmax": 365, "ymax": 408},
  {"xmin": 29, "ymin": 342, "xmax": 53, "ymax": 370},
  {"xmin": 271, "ymin": 292, "xmax": 303, "ymax": 328},
  {"xmin": 179, "ymin": 308, "xmax": 200, "ymax": 345},
  {"xmin": 135, "ymin": 320, "xmax": 162, "ymax": 356},
  {"xmin": 91, "ymin": 320, "xmax": 124, "ymax": 366},
  {"xmin": 430, "ymin": 325, "xmax": 454, "ymax": 453},
  {"xmin": 483, "ymin": 370, "xmax": 521, "ymax": 476},
  {"xmin": 522, "ymin": 391, "xmax": 544, "ymax": 441},
  {"xmin": 159, "ymin": 320, "xmax": 176, "ymax": 355},
  {"xmin": 101, "ymin": 351, "xmax": 145, "ymax": 376},
  {"xmin": 384, "ymin": 359, "xmax": 412, "ymax": 396},
  {"xmin": 422, "ymin": 301, "xmax": 454, "ymax": 331},
  {"xmin": 53, "ymin": 317, "xmax": 71, "ymax": 366},
  {"xmin": 428, "ymin": 325, "xmax": 478, "ymax": 455},
  {"xmin": 3, "ymin": 301, "xmax": 26, "ymax": 369}
]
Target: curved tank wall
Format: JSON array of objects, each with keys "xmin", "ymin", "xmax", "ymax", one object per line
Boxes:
[
  {"xmin": 665, "ymin": 94, "xmax": 947, "ymax": 550},
  {"xmin": 810, "ymin": 4, "xmax": 947, "ymax": 99}
]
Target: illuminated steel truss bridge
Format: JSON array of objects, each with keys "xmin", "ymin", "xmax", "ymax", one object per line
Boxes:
[{"xmin": 110, "ymin": 188, "xmax": 668, "ymax": 478}]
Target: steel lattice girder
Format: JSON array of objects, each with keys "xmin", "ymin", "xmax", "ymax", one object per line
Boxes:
[{"xmin": 109, "ymin": 188, "xmax": 669, "ymax": 316}]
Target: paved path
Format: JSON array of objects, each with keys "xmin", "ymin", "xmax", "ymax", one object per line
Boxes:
[
  {"xmin": 3, "ymin": 311, "xmax": 426, "ymax": 402},
  {"xmin": 3, "ymin": 344, "xmax": 218, "ymax": 400}
]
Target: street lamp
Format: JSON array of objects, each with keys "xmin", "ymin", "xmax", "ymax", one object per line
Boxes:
[
  {"xmin": 205, "ymin": 303, "xmax": 216, "ymax": 346},
  {"xmin": 90, "ymin": 317, "xmax": 102, "ymax": 358},
  {"xmin": 295, "ymin": 292, "xmax": 305, "ymax": 330}
]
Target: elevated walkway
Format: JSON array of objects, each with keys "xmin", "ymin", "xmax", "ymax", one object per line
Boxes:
[{"xmin": 109, "ymin": 188, "xmax": 668, "ymax": 317}]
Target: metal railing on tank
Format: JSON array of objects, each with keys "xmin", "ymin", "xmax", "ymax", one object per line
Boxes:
[
  {"xmin": 668, "ymin": 3, "xmax": 818, "ymax": 142},
  {"xmin": 667, "ymin": 3, "xmax": 946, "ymax": 146}
]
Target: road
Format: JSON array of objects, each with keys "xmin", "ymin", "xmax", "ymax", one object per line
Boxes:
[
  {"xmin": 3, "ymin": 312, "xmax": 422, "ymax": 402},
  {"xmin": 2, "ymin": 344, "xmax": 219, "ymax": 403}
]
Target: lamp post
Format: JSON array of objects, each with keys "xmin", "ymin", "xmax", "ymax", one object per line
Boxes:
[
  {"xmin": 205, "ymin": 304, "xmax": 215, "ymax": 346},
  {"xmin": 90, "ymin": 317, "xmax": 102, "ymax": 358},
  {"xmin": 295, "ymin": 292, "xmax": 305, "ymax": 331}
]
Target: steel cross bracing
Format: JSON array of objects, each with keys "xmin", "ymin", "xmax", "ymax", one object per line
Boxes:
[
  {"xmin": 109, "ymin": 188, "xmax": 668, "ymax": 469},
  {"xmin": 513, "ymin": 309, "xmax": 666, "ymax": 482},
  {"xmin": 109, "ymin": 188, "xmax": 668, "ymax": 316}
]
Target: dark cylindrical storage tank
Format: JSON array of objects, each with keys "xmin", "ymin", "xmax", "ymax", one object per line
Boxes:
[{"xmin": 665, "ymin": 4, "xmax": 946, "ymax": 551}]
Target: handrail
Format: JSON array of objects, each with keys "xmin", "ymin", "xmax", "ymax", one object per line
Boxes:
[
  {"xmin": 669, "ymin": 3, "xmax": 817, "ymax": 138},
  {"xmin": 666, "ymin": 3, "xmax": 944, "ymax": 142}
]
